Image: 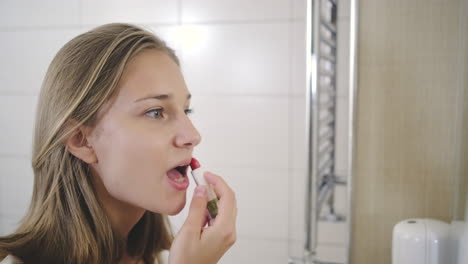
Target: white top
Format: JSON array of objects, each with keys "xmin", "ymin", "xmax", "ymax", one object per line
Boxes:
[
  {"xmin": 1, "ymin": 252, "xmax": 168, "ymax": 263},
  {"xmin": 0, "ymin": 255, "xmax": 22, "ymax": 264}
]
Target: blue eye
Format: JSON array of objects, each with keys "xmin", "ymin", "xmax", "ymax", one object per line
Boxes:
[{"xmin": 145, "ymin": 108, "xmax": 163, "ymax": 119}]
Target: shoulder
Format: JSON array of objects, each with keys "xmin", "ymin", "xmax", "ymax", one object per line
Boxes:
[{"xmin": 0, "ymin": 255, "xmax": 23, "ymax": 264}]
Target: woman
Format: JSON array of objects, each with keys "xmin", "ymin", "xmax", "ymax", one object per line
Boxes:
[{"xmin": 0, "ymin": 23, "xmax": 237, "ymax": 264}]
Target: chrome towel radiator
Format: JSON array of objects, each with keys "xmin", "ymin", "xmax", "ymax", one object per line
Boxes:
[
  {"xmin": 290, "ymin": 0, "xmax": 358, "ymax": 263},
  {"xmin": 304, "ymin": 0, "xmax": 343, "ymax": 257},
  {"xmin": 289, "ymin": 0, "xmax": 346, "ymax": 263}
]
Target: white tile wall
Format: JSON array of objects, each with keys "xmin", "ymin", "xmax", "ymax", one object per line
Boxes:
[
  {"xmin": 0, "ymin": 0, "xmax": 351, "ymax": 262},
  {"xmin": 334, "ymin": 7, "xmax": 351, "ymax": 258},
  {"xmin": 0, "ymin": 157, "xmax": 33, "ymax": 214},
  {"xmin": 0, "ymin": 157, "xmax": 34, "ymax": 235},
  {"xmin": 215, "ymin": 167, "xmax": 289, "ymax": 239},
  {"xmin": 94, "ymin": 25, "xmax": 184, "ymax": 65},
  {"xmin": 338, "ymin": 0, "xmax": 351, "ymax": 19},
  {"xmin": 189, "ymin": 95, "xmax": 289, "ymax": 169},
  {"xmin": 0, "ymin": 214, "xmax": 24, "ymax": 236},
  {"xmin": 0, "ymin": 96, "xmax": 38, "ymax": 155},
  {"xmin": 81, "ymin": 0, "xmax": 178, "ymax": 25},
  {"xmin": 288, "ymin": 169, "xmax": 307, "ymax": 243},
  {"xmin": 288, "ymin": 1, "xmax": 308, "ymax": 256},
  {"xmin": 335, "ymin": 96, "xmax": 350, "ymax": 174},
  {"xmin": 292, "ymin": 0, "xmax": 308, "ymax": 20},
  {"xmin": 290, "ymin": 241, "xmax": 348, "ymax": 263},
  {"xmin": 180, "ymin": 23, "xmax": 290, "ymax": 96},
  {"xmin": 333, "ymin": 185, "xmax": 348, "ymax": 216},
  {"xmin": 291, "ymin": 21, "xmax": 307, "ymax": 96},
  {"xmin": 315, "ymin": 244, "xmax": 348, "ymax": 263},
  {"xmin": 0, "ymin": 29, "xmax": 85, "ymax": 94},
  {"xmin": 291, "ymin": 97, "xmax": 308, "ymax": 169},
  {"xmin": 0, "ymin": 0, "xmax": 80, "ymax": 28},
  {"xmin": 181, "ymin": 0, "xmax": 290, "ymax": 23},
  {"xmin": 220, "ymin": 237, "xmax": 288, "ymax": 264},
  {"xmin": 288, "ymin": 240, "xmax": 303, "ymax": 260},
  {"xmin": 146, "ymin": 25, "xmax": 185, "ymax": 59},
  {"xmin": 317, "ymin": 221, "xmax": 347, "ymax": 245},
  {"xmin": 171, "ymin": 167, "xmax": 290, "ymax": 241},
  {"xmin": 337, "ymin": 19, "xmax": 351, "ymax": 98}
]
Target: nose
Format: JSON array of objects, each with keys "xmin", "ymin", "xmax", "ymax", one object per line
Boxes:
[{"xmin": 173, "ymin": 114, "xmax": 202, "ymax": 148}]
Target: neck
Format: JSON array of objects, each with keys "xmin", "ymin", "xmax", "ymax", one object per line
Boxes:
[{"xmin": 119, "ymin": 254, "xmax": 144, "ymax": 264}]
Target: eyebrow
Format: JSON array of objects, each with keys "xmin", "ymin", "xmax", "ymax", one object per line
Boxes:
[{"xmin": 135, "ymin": 93, "xmax": 191, "ymax": 102}]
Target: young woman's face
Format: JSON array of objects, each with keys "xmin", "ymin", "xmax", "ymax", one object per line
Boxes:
[{"xmin": 88, "ymin": 49, "xmax": 201, "ymax": 215}]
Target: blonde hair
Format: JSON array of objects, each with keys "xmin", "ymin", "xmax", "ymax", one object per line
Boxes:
[{"xmin": 0, "ymin": 23, "xmax": 180, "ymax": 263}]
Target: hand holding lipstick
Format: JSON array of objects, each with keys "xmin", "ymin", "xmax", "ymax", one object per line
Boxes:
[
  {"xmin": 189, "ymin": 158, "xmax": 219, "ymax": 223},
  {"xmin": 169, "ymin": 171, "xmax": 238, "ymax": 264}
]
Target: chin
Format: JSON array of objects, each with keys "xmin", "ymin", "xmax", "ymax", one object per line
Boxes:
[
  {"xmin": 167, "ymin": 199, "xmax": 187, "ymax": 215},
  {"xmin": 148, "ymin": 196, "xmax": 187, "ymax": 216}
]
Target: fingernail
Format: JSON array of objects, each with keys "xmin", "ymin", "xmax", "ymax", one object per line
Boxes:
[{"xmin": 194, "ymin": 186, "xmax": 206, "ymax": 197}]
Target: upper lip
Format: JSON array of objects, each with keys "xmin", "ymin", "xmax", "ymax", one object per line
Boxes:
[{"xmin": 173, "ymin": 158, "xmax": 192, "ymax": 170}]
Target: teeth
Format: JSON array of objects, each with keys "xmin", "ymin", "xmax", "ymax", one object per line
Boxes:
[{"xmin": 175, "ymin": 177, "xmax": 185, "ymax": 183}]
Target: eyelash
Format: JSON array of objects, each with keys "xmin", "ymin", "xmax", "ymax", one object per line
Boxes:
[{"xmin": 145, "ymin": 108, "xmax": 194, "ymax": 119}]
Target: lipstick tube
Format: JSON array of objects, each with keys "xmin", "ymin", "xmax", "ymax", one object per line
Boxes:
[{"xmin": 190, "ymin": 158, "xmax": 219, "ymax": 221}]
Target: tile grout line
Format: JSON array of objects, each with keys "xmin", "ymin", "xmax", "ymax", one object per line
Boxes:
[
  {"xmin": 0, "ymin": 18, "xmax": 303, "ymax": 33},
  {"xmin": 0, "ymin": 153, "xmax": 31, "ymax": 159},
  {"xmin": 0, "ymin": 92, "xmax": 309, "ymax": 97},
  {"xmin": 287, "ymin": 0, "xmax": 294, "ymax": 256}
]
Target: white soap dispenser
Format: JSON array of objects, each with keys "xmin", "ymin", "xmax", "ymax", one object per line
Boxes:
[{"xmin": 392, "ymin": 218, "xmax": 450, "ymax": 264}]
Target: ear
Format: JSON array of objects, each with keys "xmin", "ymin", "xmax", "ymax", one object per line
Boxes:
[{"xmin": 65, "ymin": 121, "xmax": 98, "ymax": 164}]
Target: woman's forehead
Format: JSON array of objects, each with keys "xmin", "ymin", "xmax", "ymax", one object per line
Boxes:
[{"xmin": 116, "ymin": 49, "xmax": 189, "ymax": 102}]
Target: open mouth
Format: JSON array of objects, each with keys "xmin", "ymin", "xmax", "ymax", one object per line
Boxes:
[
  {"xmin": 166, "ymin": 164, "xmax": 190, "ymax": 191},
  {"xmin": 167, "ymin": 164, "xmax": 189, "ymax": 183},
  {"xmin": 175, "ymin": 165, "xmax": 188, "ymax": 177}
]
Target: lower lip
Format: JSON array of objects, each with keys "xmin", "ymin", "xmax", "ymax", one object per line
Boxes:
[{"xmin": 166, "ymin": 171, "xmax": 190, "ymax": 191}]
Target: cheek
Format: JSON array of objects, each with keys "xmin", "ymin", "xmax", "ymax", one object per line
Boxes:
[
  {"xmin": 93, "ymin": 122, "xmax": 172, "ymax": 208},
  {"xmin": 97, "ymin": 128, "xmax": 167, "ymax": 184}
]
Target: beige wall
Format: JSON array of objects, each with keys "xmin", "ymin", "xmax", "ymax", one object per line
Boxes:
[
  {"xmin": 461, "ymin": 69, "xmax": 468, "ymax": 220},
  {"xmin": 351, "ymin": 0, "xmax": 466, "ymax": 263},
  {"xmin": 459, "ymin": 1, "xmax": 468, "ymax": 220}
]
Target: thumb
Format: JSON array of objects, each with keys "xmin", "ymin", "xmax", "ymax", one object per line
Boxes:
[{"xmin": 182, "ymin": 186, "xmax": 208, "ymax": 232}]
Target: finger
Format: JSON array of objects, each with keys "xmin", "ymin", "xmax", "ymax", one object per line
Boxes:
[
  {"xmin": 202, "ymin": 210, "xmax": 210, "ymax": 228},
  {"xmin": 203, "ymin": 172, "xmax": 237, "ymax": 226},
  {"xmin": 203, "ymin": 171, "xmax": 234, "ymax": 200},
  {"xmin": 181, "ymin": 186, "xmax": 208, "ymax": 234}
]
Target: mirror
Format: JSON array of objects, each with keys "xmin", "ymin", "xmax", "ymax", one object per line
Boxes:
[
  {"xmin": 0, "ymin": 1, "xmax": 466, "ymax": 264},
  {"xmin": 290, "ymin": 0, "xmax": 468, "ymax": 263}
]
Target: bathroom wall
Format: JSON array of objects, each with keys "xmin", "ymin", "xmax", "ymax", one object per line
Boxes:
[
  {"xmin": 458, "ymin": 0, "xmax": 468, "ymax": 221},
  {"xmin": 0, "ymin": 1, "xmax": 313, "ymax": 263},
  {"xmin": 352, "ymin": 0, "xmax": 467, "ymax": 263}
]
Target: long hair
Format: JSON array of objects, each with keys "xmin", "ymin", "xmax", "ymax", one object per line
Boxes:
[{"xmin": 0, "ymin": 23, "xmax": 180, "ymax": 264}]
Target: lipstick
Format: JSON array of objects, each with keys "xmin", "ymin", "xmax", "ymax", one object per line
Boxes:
[{"xmin": 190, "ymin": 158, "xmax": 219, "ymax": 222}]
